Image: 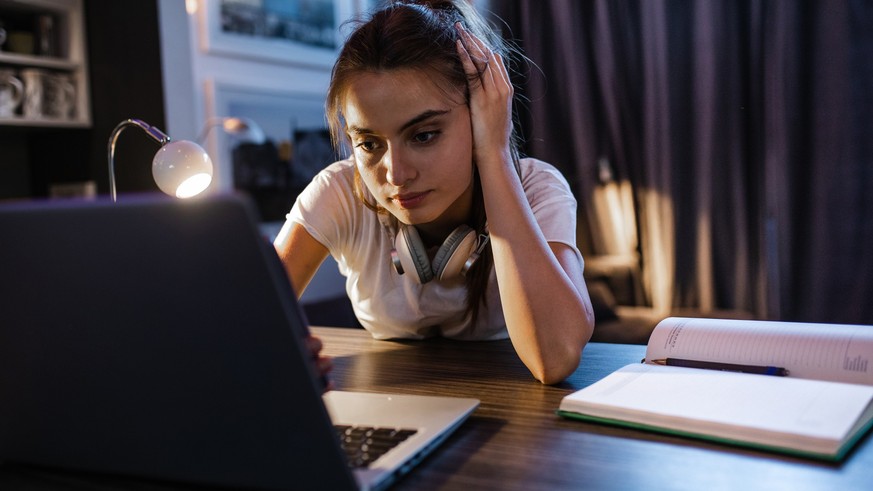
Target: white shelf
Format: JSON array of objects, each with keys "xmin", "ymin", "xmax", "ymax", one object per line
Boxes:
[{"xmin": 0, "ymin": 0, "xmax": 90, "ymax": 127}]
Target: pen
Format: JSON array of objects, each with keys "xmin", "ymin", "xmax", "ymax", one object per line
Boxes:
[{"xmin": 651, "ymin": 358, "xmax": 790, "ymax": 376}]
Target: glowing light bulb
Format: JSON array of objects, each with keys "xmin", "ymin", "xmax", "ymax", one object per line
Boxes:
[{"xmin": 152, "ymin": 140, "xmax": 214, "ymax": 198}]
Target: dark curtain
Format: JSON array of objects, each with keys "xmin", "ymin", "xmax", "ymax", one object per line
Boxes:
[{"xmin": 492, "ymin": 0, "xmax": 873, "ymax": 324}]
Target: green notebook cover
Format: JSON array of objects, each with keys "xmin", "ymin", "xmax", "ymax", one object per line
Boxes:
[{"xmin": 556, "ymin": 408, "xmax": 873, "ymax": 462}]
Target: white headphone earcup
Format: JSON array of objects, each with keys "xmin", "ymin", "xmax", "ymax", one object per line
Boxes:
[
  {"xmin": 395, "ymin": 225, "xmax": 433, "ymax": 283},
  {"xmin": 431, "ymin": 225, "xmax": 477, "ymax": 281}
]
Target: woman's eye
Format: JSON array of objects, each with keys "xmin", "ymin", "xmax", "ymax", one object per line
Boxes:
[
  {"xmin": 355, "ymin": 140, "xmax": 379, "ymax": 152},
  {"xmin": 412, "ymin": 131, "xmax": 440, "ymax": 144}
]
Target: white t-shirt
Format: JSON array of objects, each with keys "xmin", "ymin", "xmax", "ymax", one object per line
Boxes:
[{"xmin": 281, "ymin": 157, "xmax": 580, "ymax": 341}]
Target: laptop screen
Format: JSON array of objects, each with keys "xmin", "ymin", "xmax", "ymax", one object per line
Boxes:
[{"xmin": 0, "ymin": 194, "xmax": 357, "ymax": 490}]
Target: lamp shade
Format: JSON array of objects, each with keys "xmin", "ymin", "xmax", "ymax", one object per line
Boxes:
[
  {"xmin": 152, "ymin": 140, "xmax": 214, "ymax": 198},
  {"xmin": 219, "ymin": 116, "xmax": 266, "ymax": 144}
]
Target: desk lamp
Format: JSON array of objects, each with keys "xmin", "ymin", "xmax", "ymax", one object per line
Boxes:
[{"xmin": 108, "ymin": 119, "xmax": 214, "ymax": 202}]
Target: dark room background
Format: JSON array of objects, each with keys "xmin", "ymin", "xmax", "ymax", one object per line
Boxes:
[
  {"xmin": 3, "ymin": 0, "xmax": 870, "ymax": 327},
  {"xmin": 494, "ymin": 0, "xmax": 873, "ymax": 325},
  {"xmin": 0, "ymin": 0, "xmax": 167, "ymax": 200}
]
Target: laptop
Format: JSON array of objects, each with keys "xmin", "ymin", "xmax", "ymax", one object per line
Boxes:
[{"xmin": 0, "ymin": 194, "xmax": 479, "ymax": 491}]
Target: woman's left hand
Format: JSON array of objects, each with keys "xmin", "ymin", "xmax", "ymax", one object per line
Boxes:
[
  {"xmin": 304, "ymin": 334, "xmax": 334, "ymax": 392},
  {"xmin": 455, "ymin": 23, "xmax": 514, "ymax": 167}
]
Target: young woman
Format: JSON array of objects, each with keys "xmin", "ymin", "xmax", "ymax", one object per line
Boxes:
[{"xmin": 274, "ymin": 0, "xmax": 594, "ymax": 384}]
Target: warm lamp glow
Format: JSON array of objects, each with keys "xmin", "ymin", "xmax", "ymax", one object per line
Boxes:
[
  {"xmin": 176, "ymin": 174, "xmax": 213, "ymax": 198},
  {"xmin": 108, "ymin": 119, "xmax": 214, "ymax": 202},
  {"xmin": 152, "ymin": 140, "xmax": 214, "ymax": 198}
]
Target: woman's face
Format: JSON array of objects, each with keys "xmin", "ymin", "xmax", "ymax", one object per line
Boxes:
[{"xmin": 343, "ymin": 69, "xmax": 474, "ymax": 235}]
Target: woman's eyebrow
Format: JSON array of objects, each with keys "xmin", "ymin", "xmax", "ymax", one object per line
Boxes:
[
  {"xmin": 399, "ymin": 109, "xmax": 450, "ymax": 132},
  {"xmin": 347, "ymin": 109, "xmax": 450, "ymax": 136}
]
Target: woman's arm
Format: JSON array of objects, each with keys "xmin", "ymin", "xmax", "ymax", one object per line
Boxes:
[
  {"xmin": 273, "ymin": 221, "xmax": 330, "ymax": 298},
  {"xmin": 481, "ymin": 165, "xmax": 595, "ymax": 384},
  {"xmin": 457, "ymin": 25, "xmax": 594, "ymax": 384}
]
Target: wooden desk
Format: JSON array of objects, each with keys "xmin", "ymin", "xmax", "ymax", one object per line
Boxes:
[
  {"xmin": 1, "ymin": 327, "xmax": 870, "ymax": 490},
  {"xmin": 314, "ymin": 327, "xmax": 873, "ymax": 491}
]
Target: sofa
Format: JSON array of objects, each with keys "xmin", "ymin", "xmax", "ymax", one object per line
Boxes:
[{"xmin": 585, "ymin": 254, "xmax": 754, "ymax": 345}]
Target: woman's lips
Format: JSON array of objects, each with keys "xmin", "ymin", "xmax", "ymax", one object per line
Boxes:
[{"xmin": 391, "ymin": 191, "xmax": 430, "ymax": 209}]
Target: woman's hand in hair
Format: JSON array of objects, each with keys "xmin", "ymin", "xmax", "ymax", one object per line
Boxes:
[{"xmin": 455, "ymin": 23, "xmax": 514, "ymax": 170}]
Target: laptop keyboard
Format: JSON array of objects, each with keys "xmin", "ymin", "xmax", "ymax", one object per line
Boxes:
[{"xmin": 334, "ymin": 425, "xmax": 418, "ymax": 468}]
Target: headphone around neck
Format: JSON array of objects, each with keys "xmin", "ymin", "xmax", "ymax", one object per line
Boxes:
[{"xmin": 390, "ymin": 223, "xmax": 489, "ymax": 284}]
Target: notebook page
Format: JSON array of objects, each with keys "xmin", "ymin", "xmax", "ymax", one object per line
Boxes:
[
  {"xmin": 645, "ymin": 317, "xmax": 873, "ymax": 385},
  {"xmin": 559, "ymin": 363, "xmax": 873, "ymax": 456}
]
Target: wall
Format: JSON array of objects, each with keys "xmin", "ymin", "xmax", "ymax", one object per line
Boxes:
[
  {"xmin": 157, "ymin": 0, "xmax": 344, "ymax": 192},
  {"xmin": 86, "ymin": 0, "xmax": 167, "ymax": 196},
  {"xmin": 157, "ymin": 0, "xmax": 351, "ymax": 303}
]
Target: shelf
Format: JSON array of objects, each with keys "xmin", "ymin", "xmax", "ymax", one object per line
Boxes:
[
  {"xmin": 0, "ymin": 115, "xmax": 88, "ymax": 127},
  {"xmin": 0, "ymin": 0, "xmax": 90, "ymax": 128},
  {"xmin": 0, "ymin": 0, "xmax": 75, "ymax": 11},
  {"xmin": 0, "ymin": 51, "xmax": 79, "ymax": 70}
]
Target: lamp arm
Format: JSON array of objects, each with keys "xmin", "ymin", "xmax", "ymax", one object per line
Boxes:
[
  {"xmin": 196, "ymin": 117, "xmax": 224, "ymax": 144},
  {"xmin": 108, "ymin": 119, "xmax": 171, "ymax": 202}
]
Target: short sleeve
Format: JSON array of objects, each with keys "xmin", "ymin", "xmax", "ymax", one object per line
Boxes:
[
  {"xmin": 520, "ymin": 158, "xmax": 579, "ymax": 251},
  {"xmin": 287, "ymin": 159, "xmax": 360, "ymax": 253}
]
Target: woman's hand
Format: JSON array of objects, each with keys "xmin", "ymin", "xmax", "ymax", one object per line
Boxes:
[
  {"xmin": 304, "ymin": 335, "xmax": 334, "ymax": 392},
  {"xmin": 455, "ymin": 23, "xmax": 514, "ymax": 167}
]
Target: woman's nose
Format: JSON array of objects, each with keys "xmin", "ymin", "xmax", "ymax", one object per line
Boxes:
[{"xmin": 384, "ymin": 147, "xmax": 416, "ymax": 186}]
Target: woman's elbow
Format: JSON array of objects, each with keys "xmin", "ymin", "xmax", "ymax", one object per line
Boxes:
[{"xmin": 530, "ymin": 343, "xmax": 583, "ymax": 385}]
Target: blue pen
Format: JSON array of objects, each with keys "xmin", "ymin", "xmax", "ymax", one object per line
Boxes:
[{"xmin": 652, "ymin": 358, "xmax": 790, "ymax": 377}]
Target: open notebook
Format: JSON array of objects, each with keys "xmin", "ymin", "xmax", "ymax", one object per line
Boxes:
[{"xmin": 0, "ymin": 194, "xmax": 479, "ymax": 491}]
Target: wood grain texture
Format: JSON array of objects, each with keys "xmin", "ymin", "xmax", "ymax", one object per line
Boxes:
[{"xmin": 314, "ymin": 327, "xmax": 873, "ymax": 491}]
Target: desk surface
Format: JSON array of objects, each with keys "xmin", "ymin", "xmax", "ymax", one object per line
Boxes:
[
  {"xmin": 314, "ymin": 327, "xmax": 873, "ymax": 491},
  {"xmin": 1, "ymin": 327, "xmax": 871, "ymax": 490}
]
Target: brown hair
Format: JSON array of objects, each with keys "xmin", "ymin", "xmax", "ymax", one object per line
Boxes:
[{"xmin": 326, "ymin": 0, "xmax": 523, "ymax": 325}]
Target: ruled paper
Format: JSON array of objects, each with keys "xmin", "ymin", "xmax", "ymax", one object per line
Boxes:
[{"xmin": 644, "ymin": 318, "xmax": 873, "ymax": 385}]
